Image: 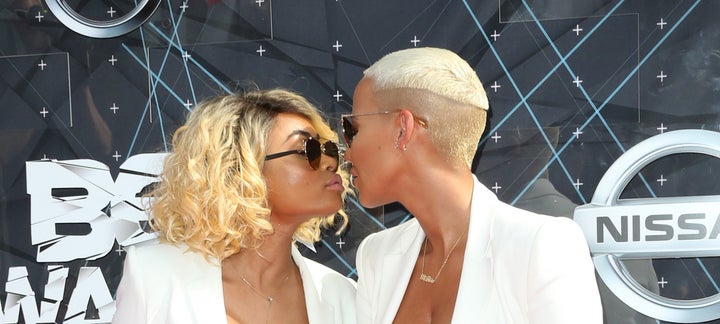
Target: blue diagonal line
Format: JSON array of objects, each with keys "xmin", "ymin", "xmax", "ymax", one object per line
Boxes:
[
  {"xmin": 124, "ymin": 88, "xmax": 153, "ymax": 156},
  {"xmin": 510, "ymin": 0, "xmax": 701, "ymax": 205},
  {"xmin": 696, "ymin": 258, "xmax": 720, "ymax": 293},
  {"xmin": 473, "ymin": 0, "xmax": 624, "ymax": 148},
  {"xmin": 140, "ymin": 24, "xmax": 169, "ymax": 152},
  {"xmin": 126, "ymin": 4, "xmax": 169, "ymax": 155},
  {"xmin": 165, "ymin": 0, "xmax": 198, "ymax": 105},
  {"xmin": 120, "ymin": 41, "xmax": 185, "ymax": 103},
  {"xmin": 121, "ymin": 43, "xmax": 185, "ymax": 104},
  {"xmin": 321, "ymin": 239, "xmax": 357, "ymax": 277},
  {"xmin": 122, "ymin": 43, "xmax": 187, "ymax": 155},
  {"xmin": 147, "ymin": 22, "xmax": 232, "ymax": 94},
  {"xmin": 518, "ymin": 0, "xmax": 658, "ymax": 202},
  {"xmin": 347, "ymin": 196, "xmax": 386, "ymax": 229},
  {"xmin": 518, "ymin": 0, "xmax": 628, "ymax": 203},
  {"xmin": 126, "ymin": 0, "xmax": 194, "ymax": 155},
  {"xmin": 142, "ymin": 23, "xmax": 197, "ymax": 113},
  {"xmin": 151, "ymin": 71, "xmax": 169, "ymax": 152},
  {"xmin": 143, "ymin": 9, "xmax": 189, "ymax": 111},
  {"xmin": 462, "ymin": 1, "xmax": 587, "ymax": 203},
  {"xmin": 399, "ymin": 212, "xmax": 413, "ymax": 224}
]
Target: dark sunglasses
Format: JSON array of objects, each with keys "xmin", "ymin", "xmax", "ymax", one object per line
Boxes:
[
  {"xmin": 341, "ymin": 111, "xmax": 428, "ymax": 147},
  {"xmin": 265, "ymin": 138, "xmax": 339, "ymax": 170}
]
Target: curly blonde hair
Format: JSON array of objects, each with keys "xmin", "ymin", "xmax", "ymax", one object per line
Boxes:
[{"xmin": 148, "ymin": 89, "xmax": 348, "ymax": 261}]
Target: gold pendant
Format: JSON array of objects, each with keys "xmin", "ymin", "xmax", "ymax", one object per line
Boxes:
[{"xmin": 420, "ymin": 273, "xmax": 436, "ymax": 283}]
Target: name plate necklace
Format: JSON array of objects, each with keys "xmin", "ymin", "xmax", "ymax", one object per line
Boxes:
[{"xmin": 420, "ymin": 230, "xmax": 467, "ymax": 283}]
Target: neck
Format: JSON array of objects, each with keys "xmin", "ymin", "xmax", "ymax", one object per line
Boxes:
[
  {"xmin": 225, "ymin": 220, "xmax": 298, "ymax": 285},
  {"xmin": 400, "ymin": 165, "xmax": 474, "ymax": 254}
]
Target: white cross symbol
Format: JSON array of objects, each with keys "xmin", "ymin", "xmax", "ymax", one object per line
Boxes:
[
  {"xmin": 113, "ymin": 151, "xmax": 122, "ymax": 161},
  {"xmin": 182, "ymin": 51, "xmax": 191, "ymax": 62},
  {"xmin": 657, "ymin": 174, "xmax": 667, "ymax": 187},
  {"xmin": 490, "ymin": 81, "xmax": 501, "ymax": 93},
  {"xmin": 256, "ymin": 45, "xmax": 266, "ymax": 56},
  {"xmin": 657, "ymin": 18, "xmax": 667, "ymax": 30},
  {"xmin": 491, "ymin": 132, "xmax": 501, "ymax": 143},
  {"xmin": 108, "ymin": 55, "xmax": 118, "ymax": 66},
  {"xmin": 180, "ymin": 1, "xmax": 188, "ymax": 11},
  {"xmin": 110, "ymin": 103, "xmax": 120, "ymax": 114},
  {"xmin": 573, "ymin": 24, "xmax": 583, "ymax": 36},
  {"xmin": 490, "ymin": 30, "xmax": 501, "ymax": 41},
  {"xmin": 410, "ymin": 36, "xmax": 421, "ymax": 47},
  {"xmin": 184, "ymin": 99, "xmax": 193, "ymax": 109},
  {"xmin": 40, "ymin": 107, "xmax": 49, "ymax": 118},
  {"xmin": 333, "ymin": 90, "xmax": 343, "ymax": 102},
  {"xmin": 116, "ymin": 247, "xmax": 125, "ymax": 255},
  {"xmin": 333, "ymin": 40, "xmax": 342, "ymax": 52},
  {"xmin": 336, "ymin": 238, "xmax": 346, "ymax": 249},
  {"xmin": 107, "ymin": 7, "xmax": 116, "ymax": 18},
  {"xmin": 573, "ymin": 128, "xmax": 583, "ymax": 139},
  {"xmin": 35, "ymin": 11, "xmax": 44, "ymax": 22},
  {"xmin": 658, "ymin": 277, "xmax": 668, "ymax": 288},
  {"xmin": 573, "ymin": 178, "xmax": 583, "ymax": 189},
  {"xmin": 38, "ymin": 59, "xmax": 47, "ymax": 70},
  {"xmin": 573, "ymin": 75, "xmax": 583, "ymax": 87},
  {"xmin": 256, "ymin": 0, "xmax": 264, "ymax": 7},
  {"xmin": 492, "ymin": 182, "xmax": 502, "ymax": 193},
  {"xmin": 657, "ymin": 70, "xmax": 667, "ymax": 83},
  {"xmin": 657, "ymin": 123, "xmax": 667, "ymax": 134}
]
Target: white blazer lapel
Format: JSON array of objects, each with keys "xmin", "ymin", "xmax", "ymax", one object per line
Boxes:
[
  {"xmin": 292, "ymin": 246, "xmax": 336, "ymax": 324},
  {"xmin": 452, "ymin": 177, "xmax": 502, "ymax": 323},
  {"xmin": 376, "ymin": 220, "xmax": 425, "ymax": 324},
  {"xmin": 186, "ymin": 258, "xmax": 227, "ymax": 324}
]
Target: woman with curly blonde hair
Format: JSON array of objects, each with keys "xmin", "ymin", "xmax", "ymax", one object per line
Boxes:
[{"xmin": 113, "ymin": 89, "xmax": 356, "ymax": 324}]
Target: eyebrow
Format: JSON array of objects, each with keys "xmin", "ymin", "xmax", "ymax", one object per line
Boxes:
[{"xmin": 284, "ymin": 129, "xmax": 318, "ymax": 143}]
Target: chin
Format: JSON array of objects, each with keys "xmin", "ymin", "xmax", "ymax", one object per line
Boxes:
[
  {"xmin": 319, "ymin": 200, "xmax": 343, "ymax": 215},
  {"xmin": 358, "ymin": 194, "xmax": 385, "ymax": 209}
]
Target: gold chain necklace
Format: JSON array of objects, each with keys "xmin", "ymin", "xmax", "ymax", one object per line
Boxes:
[
  {"xmin": 239, "ymin": 272, "xmax": 290, "ymax": 305},
  {"xmin": 419, "ymin": 230, "xmax": 467, "ymax": 284},
  {"xmin": 228, "ymin": 258, "xmax": 291, "ymax": 313}
]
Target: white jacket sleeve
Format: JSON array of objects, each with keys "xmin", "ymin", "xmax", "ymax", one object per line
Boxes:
[
  {"xmin": 355, "ymin": 237, "xmax": 373, "ymax": 324},
  {"xmin": 526, "ymin": 218, "xmax": 603, "ymax": 324},
  {"xmin": 111, "ymin": 246, "xmax": 147, "ymax": 324}
]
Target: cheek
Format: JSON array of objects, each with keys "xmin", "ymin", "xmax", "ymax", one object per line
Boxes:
[{"xmin": 266, "ymin": 166, "xmax": 310, "ymax": 196}]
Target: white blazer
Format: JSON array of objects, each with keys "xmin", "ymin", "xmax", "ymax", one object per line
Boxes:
[
  {"xmin": 356, "ymin": 176, "xmax": 603, "ymax": 323},
  {"xmin": 112, "ymin": 241, "xmax": 356, "ymax": 324}
]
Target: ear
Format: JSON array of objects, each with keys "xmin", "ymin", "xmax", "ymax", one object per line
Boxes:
[{"xmin": 396, "ymin": 110, "xmax": 417, "ymax": 150}]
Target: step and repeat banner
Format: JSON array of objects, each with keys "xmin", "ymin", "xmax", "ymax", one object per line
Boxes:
[{"xmin": 1, "ymin": 0, "xmax": 719, "ymax": 323}]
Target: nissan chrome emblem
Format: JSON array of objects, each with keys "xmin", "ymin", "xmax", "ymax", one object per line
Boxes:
[
  {"xmin": 45, "ymin": 0, "xmax": 161, "ymax": 38},
  {"xmin": 574, "ymin": 129, "xmax": 720, "ymax": 323}
]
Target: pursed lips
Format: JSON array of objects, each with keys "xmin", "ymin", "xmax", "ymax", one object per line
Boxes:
[{"xmin": 325, "ymin": 174, "xmax": 344, "ymax": 190}]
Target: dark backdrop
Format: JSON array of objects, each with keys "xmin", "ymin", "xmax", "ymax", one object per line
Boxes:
[{"xmin": 1, "ymin": 0, "xmax": 719, "ymax": 323}]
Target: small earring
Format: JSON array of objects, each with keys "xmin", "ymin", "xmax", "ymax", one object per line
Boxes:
[{"xmin": 394, "ymin": 141, "xmax": 407, "ymax": 152}]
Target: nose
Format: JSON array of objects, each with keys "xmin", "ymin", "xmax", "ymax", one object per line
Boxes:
[
  {"xmin": 321, "ymin": 152, "xmax": 338, "ymax": 172},
  {"xmin": 343, "ymin": 146, "xmax": 352, "ymax": 162}
]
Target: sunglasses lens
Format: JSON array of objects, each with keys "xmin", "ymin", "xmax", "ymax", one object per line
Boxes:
[
  {"xmin": 323, "ymin": 141, "xmax": 339, "ymax": 160},
  {"xmin": 341, "ymin": 117, "xmax": 356, "ymax": 146},
  {"xmin": 305, "ymin": 138, "xmax": 322, "ymax": 170}
]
